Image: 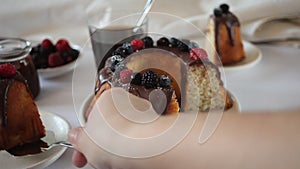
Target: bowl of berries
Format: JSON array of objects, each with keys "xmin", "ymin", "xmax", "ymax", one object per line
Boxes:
[{"xmin": 31, "ymin": 38, "xmax": 81, "ymax": 79}]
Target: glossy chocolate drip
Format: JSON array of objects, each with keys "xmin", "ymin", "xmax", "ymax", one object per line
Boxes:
[
  {"xmin": 6, "ymin": 140, "xmax": 48, "ymax": 156},
  {"xmin": 213, "ymin": 12, "xmax": 240, "ymax": 55},
  {"xmin": 0, "ymin": 72, "xmax": 27, "ymax": 127},
  {"xmin": 129, "ymin": 84, "xmax": 174, "ymax": 114}
]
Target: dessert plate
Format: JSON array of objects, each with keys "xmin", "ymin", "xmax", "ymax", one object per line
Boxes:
[
  {"xmin": 0, "ymin": 111, "xmax": 70, "ymax": 169},
  {"xmin": 222, "ymin": 40, "xmax": 262, "ymax": 72},
  {"xmin": 37, "ymin": 44, "xmax": 82, "ymax": 79},
  {"xmin": 78, "ymin": 91, "xmax": 241, "ymax": 125}
]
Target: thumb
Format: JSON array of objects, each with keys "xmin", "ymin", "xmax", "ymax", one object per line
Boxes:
[{"xmin": 68, "ymin": 127, "xmax": 84, "ymax": 151}]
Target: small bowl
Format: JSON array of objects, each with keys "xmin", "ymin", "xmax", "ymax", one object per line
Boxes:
[{"xmin": 37, "ymin": 44, "xmax": 81, "ymax": 79}]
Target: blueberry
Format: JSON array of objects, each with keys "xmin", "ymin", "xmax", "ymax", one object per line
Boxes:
[
  {"xmin": 181, "ymin": 39, "xmax": 199, "ymax": 50},
  {"xmin": 159, "ymin": 75, "xmax": 171, "ymax": 87},
  {"xmin": 214, "ymin": 8, "xmax": 223, "ymax": 17},
  {"xmin": 170, "ymin": 37, "xmax": 180, "ymax": 47},
  {"xmin": 142, "ymin": 70, "xmax": 158, "ymax": 88},
  {"xmin": 177, "ymin": 40, "xmax": 189, "ymax": 52},
  {"xmin": 122, "ymin": 43, "xmax": 134, "ymax": 55},
  {"xmin": 105, "ymin": 55, "xmax": 124, "ymax": 70},
  {"xmin": 157, "ymin": 37, "xmax": 170, "ymax": 46},
  {"xmin": 220, "ymin": 4, "xmax": 229, "ymax": 13},
  {"xmin": 130, "ymin": 72, "xmax": 143, "ymax": 85},
  {"xmin": 142, "ymin": 36, "xmax": 154, "ymax": 48}
]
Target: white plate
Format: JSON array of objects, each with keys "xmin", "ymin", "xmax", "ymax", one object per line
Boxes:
[
  {"xmin": 78, "ymin": 91, "xmax": 241, "ymax": 125},
  {"xmin": 223, "ymin": 40, "xmax": 262, "ymax": 72},
  {"xmin": 0, "ymin": 111, "xmax": 70, "ymax": 169},
  {"xmin": 37, "ymin": 44, "xmax": 81, "ymax": 79}
]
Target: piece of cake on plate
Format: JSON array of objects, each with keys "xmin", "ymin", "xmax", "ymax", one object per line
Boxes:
[
  {"xmin": 0, "ymin": 63, "xmax": 46, "ymax": 156},
  {"xmin": 205, "ymin": 4, "xmax": 246, "ymax": 65}
]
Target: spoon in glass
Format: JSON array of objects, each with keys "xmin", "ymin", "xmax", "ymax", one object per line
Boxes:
[{"xmin": 134, "ymin": 0, "xmax": 155, "ymax": 32}]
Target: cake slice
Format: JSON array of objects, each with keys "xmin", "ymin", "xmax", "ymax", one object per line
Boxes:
[
  {"xmin": 205, "ymin": 4, "xmax": 245, "ymax": 65},
  {"xmin": 0, "ymin": 63, "xmax": 46, "ymax": 155}
]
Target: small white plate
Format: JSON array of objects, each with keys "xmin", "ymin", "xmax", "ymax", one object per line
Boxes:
[
  {"xmin": 223, "ymin": 40, "xmax": 262, "ymax": 72},
  {"xmin": 0, "ymin": 111, "xmax": 70, "ymax": 169},
  {"xmin": 37, "ymin": 44, "xmax": 81, "ymax": 79},
  {"xmin": 78, "ymin": 91, "xmax": 241, "ymax": 125}
]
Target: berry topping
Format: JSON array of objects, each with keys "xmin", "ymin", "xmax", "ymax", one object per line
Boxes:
[
  {"xmin": 105, "ymin": 55, "xmax": 124, "ymax": 70},
  {"xmin": 159, "ymin": 75, "xmax": 171, "ymax": 87},
  {"xmin": 122, "ymin": 43, "xmax": 134, "ymax": 54},
  {"xmin": 142, "ymin": 36, "xmax": 154, "ymax": 48},
  {"xmin": 177, "ymin": 40, "xmax": 189, "ymax": 52},
  {"xmin": 157, "ymin": 37, "xmax": 170, "ymax": 46},
  {"xmin": 220, "ymin": 4, "xmax": 229, "ymax": 13},
  {"xmin": 214, "ymin": 8, "xmax": 223, "ymax": 17},
  {"xmin": 130, "ymin": 72, "xmax": 143, "ymax": 85},
  {"xmin": 131, "ymin": 39, "xmax": 144, "ymax": 51},
  {"xmin": 142, "ymin": 70, "xmax": 158, "ymax": 89},
  {"xmin": 48, "ymin": 53, "xmax": 64, "ymax": 67},
  {"xmin": 0, "ymin": 63, "xmax": 17, "ymax": 78},
  {"xmin": 56, "ymin": 39, "xmax": 71, "ymax": 53},
  {"xmin": 190, "ymin": 48, "xmax": 208, "ymax": 60},
  {"xmin": 41, "ymin": 39, "xmax": 54, "ymax": 50},
  {"xmin": 170, "ymin": 37, "xmax": 180, "ymax": 47},
  {"xmin": 120, "ymin": 69, "xmax": 133, "ymax": 84}
]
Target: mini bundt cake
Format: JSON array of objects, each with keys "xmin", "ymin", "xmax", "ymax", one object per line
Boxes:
[
  {"xmin": 89, "ymin": 36, "xmax": 233, "ymax": 115},
  {"xmin": 0, "ymin": 63, "xmax": 46, "ymax": 156},
  {"xmin": 205, "ymin": 4, "xmax": 246, "ymax": 65}
]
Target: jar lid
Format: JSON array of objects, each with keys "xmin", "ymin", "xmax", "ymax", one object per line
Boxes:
[{"xmin": 0, "ymin": 38, "xmax": 31, "ymax": 61}]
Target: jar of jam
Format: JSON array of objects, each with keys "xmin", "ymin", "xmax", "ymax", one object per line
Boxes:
[{"xmin": 0, "ymin": 38, "xmax": 40, "ymax": 98}]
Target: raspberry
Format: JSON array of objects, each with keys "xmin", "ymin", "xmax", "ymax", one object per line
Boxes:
[
  {"xmin": 142, "ymin": 70, "xmax": 158, "ymax": 89},
  {"xmin": 130, "ymin": 39, "xmax": 144, "ymax": 51},
  {"xmin": 48, "ymin": 53, "xmax": 64, "ymax": 67},
  {"xmin": 41, "ymin": 39, "xmax": 54, "ymax": 50},
  {"xmin": 190, "ymin": 48, "xmax": 208, "ymax": 60},
  {"xmin": 0, "ymin": 63, "xmax": 17, "ymax": 78},
  {"xmin": 120, "ymin": 69, "xmax": 133, "ymax": 84},
  {"xmin": 56, "ymin": 39, "xmax": 71, "ymax": 53}
]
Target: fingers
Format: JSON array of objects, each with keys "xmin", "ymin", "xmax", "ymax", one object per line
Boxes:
[
  {"xmin": 69, "ymin": 127, "xmax": 88, "ymax": 167},
  {"xmin": 72, "ymin": 150, "xmax": 88, "ymax": 168}
]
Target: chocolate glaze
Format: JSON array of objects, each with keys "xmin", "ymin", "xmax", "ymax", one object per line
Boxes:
[
  {"xmin": 0, "ymin": 72, "xmax": 27, "ymax": 127},
  {"xmin": 6, "ymin": 140, "xmax": 48, "ymax": 156},
  {"xmin": 129, "ymin": 85, "xmax": 174, "ymax": 114},
  {"xmin": 213, "ymin": 11, "xmax": 240, "ymax": 55}
]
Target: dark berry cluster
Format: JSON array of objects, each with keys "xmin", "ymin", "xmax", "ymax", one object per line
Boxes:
[
  {"xmin": 214, "ymin": 3, "xmax": 230, "ymax": 17},
  {"xmin": 157, "ymin": 37, "xmax": 197, "ymax": 52},
  {"xmin": 31, "ymin": 39, "xmax": 79, "ymax": 68},
  {"xmin": 130, "ymin": 70, "xmax": 171, "ymax": 89}
]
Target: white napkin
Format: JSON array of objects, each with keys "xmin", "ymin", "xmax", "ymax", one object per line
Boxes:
[{"xmin": 161, "ymin": 0, "xmax": 300, "ymax": 42}]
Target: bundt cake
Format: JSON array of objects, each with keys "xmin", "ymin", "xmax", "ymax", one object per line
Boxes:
[
  {"xmin": 205, "ymin": 4, "xmax": 246, "ymax": 65},
  {"xmin": 0, "ymin": 63, "xmax": 46, "ymax": 156},
  {"xmin": 88, "ymin": 36, "xmax": 233, "ymax": 115}
]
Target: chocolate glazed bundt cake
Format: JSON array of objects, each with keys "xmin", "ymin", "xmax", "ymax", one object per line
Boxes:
[{"xmin": 88, "ymin": 36, "xmax": 233, "ymax": 115}]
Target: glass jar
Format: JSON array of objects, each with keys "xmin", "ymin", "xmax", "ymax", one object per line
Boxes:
[{"xmin": 0, "ymin": 38, "xmax": 40, "ymax": 98}]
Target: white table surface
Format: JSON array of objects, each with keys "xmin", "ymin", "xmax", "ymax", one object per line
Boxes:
[{"xmin": 36, "ymin": 43, "xmax": 300, "ymax": 169}]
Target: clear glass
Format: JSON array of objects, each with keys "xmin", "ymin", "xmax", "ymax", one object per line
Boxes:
[
  {"xmin": 88, "ymin": 11, "xmax": 148, "ymax": 68},
  {"xmin": 0, "ymin": 38, "xmax": 40, "ymax": 98}
]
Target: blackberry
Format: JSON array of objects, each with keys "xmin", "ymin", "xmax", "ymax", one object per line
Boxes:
[
  {"xmin": 159, "ymin": 75, "xmax": 171, "ymax": 87},
  {"xmin": 142, "ymin": 36, "xmax": 154, "ymax": 48},
  {"xmin": 214, "ymin": 8, "xmax": 223, "ymax": 17},
  {"xmin": 157, "ymin": 37, "xmax": 170, "ymax": 46},
  {"xmin": 220, "ymin": 4, "xmax": 229, "ymax": 13},
  {"xmin": 142, "ymin": 70, "xmax": 158, "ymax": 88},
  {"xmin": 130, "ymin": 72, "xmax": 143, "ymax": 85}
]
